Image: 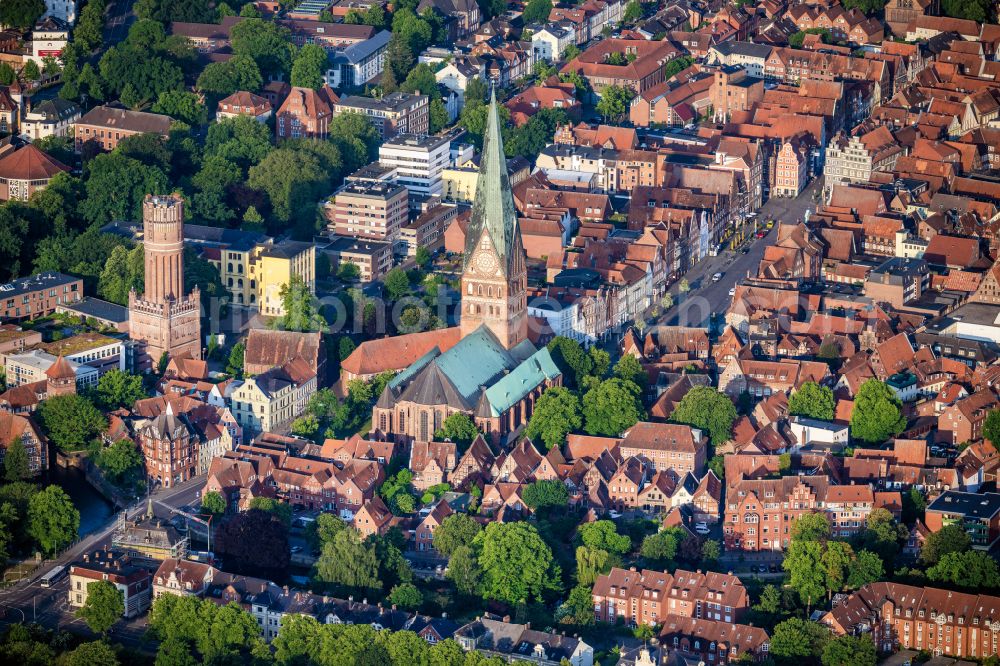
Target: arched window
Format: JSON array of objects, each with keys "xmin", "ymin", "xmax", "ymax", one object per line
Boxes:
[
  {"xmin": 467, "ymin": 283, "xmax": 473, "ymax": 295},
  {"xmin": 420, "ymin": 411, "xmax": 429, "ymax": 441},
  {"xmin": 227, "ymin": 263, "xmax": 233, "ymax": 272}
]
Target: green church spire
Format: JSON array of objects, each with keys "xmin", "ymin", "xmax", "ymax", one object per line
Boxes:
[{"xmin": 463, "ymin": 87, "xmax": 520, "ymax": 272}]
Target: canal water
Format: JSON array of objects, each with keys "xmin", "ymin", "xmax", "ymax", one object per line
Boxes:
[{"xmin": 49, "ymin": 464, "xmax": 114, "ymax": 537}]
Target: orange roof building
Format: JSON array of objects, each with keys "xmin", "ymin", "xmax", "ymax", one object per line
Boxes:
[{"xmin": 0, "ymin": 144, "xmax": 71, "ymax": 201}]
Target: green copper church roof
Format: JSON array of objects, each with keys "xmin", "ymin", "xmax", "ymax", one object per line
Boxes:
[
  {"xmin": 483, "ymin": 346, "xmax": 561, "ymax": 417},
  {"xmin": 463, "ymin": 89, "xmax": 521, "ymax": 272}
]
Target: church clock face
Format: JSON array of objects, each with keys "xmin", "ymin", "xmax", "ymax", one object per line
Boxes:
[{"xmin": 475, "ymin": 251, "xmax": 498, "ymax": 274}]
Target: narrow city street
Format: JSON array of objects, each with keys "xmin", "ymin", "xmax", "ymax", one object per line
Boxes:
[
  {"xmin": 0, "ymin": 477, "xmax": 204, "ymax": 636},
  {"xmin": 657, "ymin": 179, "xmax": 822, "ymax": 331}
]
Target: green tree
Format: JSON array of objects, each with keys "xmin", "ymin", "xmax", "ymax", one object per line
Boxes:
[
  {"xmin": 22, "ymin": 60, "xmax": 41, "ymax": 81},
  {"xmin": 822, "ymin": 634, "xmax": 876, "ymax": 666},
  {"xmin": 196, "ymin": 56, "xmax": 263, "ymax": 96},
  {"xmin": 941, "ymin": 0, "xmax": 989, "ymax": 21},
  {"xmin": 98, "ymin": 244, "xmax": 143, "ymax": 306},
  {"xmin": 95, "ymin": 439, "xmax": 143, "ymax": 483},
  {"xmin": 783, "ymin": 539, "xmax": 825, "ymax": 609},
  {"xmin": 248, "ymin": 145, "xmax": 339, "ymax": 238},
  {"xmin": 201, "ymin": 491, "xmax": 227, "ymax": 515},
  {"xmin": 847, "ymin": 549, "xmax": 885, "ymax": 589},
  {"xmin": 65, "ymin": 641, "xmax": 120, "ymax": 666},
  {"xmin": 820, "ymin": 540, "xmax": 854, "ymax": 599},
  {"xmin": 314, "ymin": 528, "xmax": 381, "ymax": 590},
  {"xmin": 475, "ymin": 522, "xmax": 561, "ymax": 603},
  {"xmin": 670, "ymin": 386, "xmax": 737, "ymax": 446},
  {"xmin": 28, "ymin": 485, "xmax": 80, "ymax": 555},
  {"xmin": 927, "ymin": 550, "xmax": 1000, "ymax": 590},
  {"xmin": 37, "ymin": 394, "xmax": 107, "ymax": 452},
  {"xmin": 792, "ymin": 512, "xmax": 831, "ymax": 542},
  {"xmin": 384, "ymin": 267, "xmax": 411, "ymax": 300},
  {"xmin": 640, "ymin": 530, "xmax": 679, "ymax": 563},
  {"xmin": 560, "ymin": 583, "xmax": 596, "ymax": 625},
  {"xmin": 388, "ymin": 582, "xmax": 423, "ymax": 610},
  {"xmin": 524, "ymin": 386, "xmax": 582, "ymax": 450},
  {"xmin": 701, "ymin": 539, "xmax": 721, "ymax": 564},
  {"xmin": 230, "ymin": 18, "xmax": 295, "ymax": 77},
  {"xmin": 0, "ymin": 0, "xmax": 45, "ymax": 30},
  {"xmin": 337, "ymin": 261, "xmax": 361, "ymax": 282},
  {"xmin": 247, "ymin": 497, "xmax": 293, "ymax": 526},
  {"xmin": 433, "ymin": 513, "xmax": 482, "ymax": 557},
  {"xmin": 291, "ymin": 43, "xmax": 329, "ymax": 89},
  {"xmin": 155, "ymin": 637, "xmax": 198, "ymax": 666},
  {"xmin": 850, "ymin": 379, "xmax": 906, "ymax": 444},
  {"xmin": 522, "ymin": 0, "xmax": 553, "ymax": 23},
  {"xmin": 77, "ymin": 580, "xmax": 124, "ymax": 634},
  {"xmin": 304, "ymin": 512, "xmax": 347, "ymax": 552},
  {"xmin": 858, "ymin": 507, "xmax": 906, "ymax": 567},
  {"xmin": 546, "ymin": 336, "xmax": 593, "ymax": 386},
  {"xmin": 579, "ymin": 520, "xmax": 631, "ymax": 555},
  {"xmin": 96, "ymin": 369, "xmax": 146, "ymax": 409},
  {"xmin": 205, "ymin": 114, "xmax": 273, "ymax": 169},
  {"xmin": 152, "ymin": 90, "xmax": 208, "ymax": 125},
  {"xmin": 3, "ymin": 439, "xmax": 30, "ymax": 481},
  {"xmin": 613, "ymin": 354, "xmax": 647, "ymax": 391},
  {"xmin": 522, "ymin": 479, "xmax": 569, "ymax": 510},
  {"xmin": 596, "ymin": 85, "xmax": 635, "ymax": 122},
  {"xmin": 446, "ymin": 544, "xmax": 480, "ymax": 595},
  {"xmin": 582, "ymin": 378, "xmax": 644, "ymax": 436},
  {"xmin": 80, "ymin": 153, "xmax": 169, "ymax": 224},
  {"xmin": 0, "ymin": 63, "xmax": 14, "ymax": 86},
  {"xmin": 984, "ymin": 408, "xmax": 1000, "ymax": 449},
  {"xmin": 434, "ymin": 413, "xmax": 479, "ymax": 449},
  {"xmin": 623, "ymin": 0, "xmax": 643, "ymax": 22},
  {"xmin": 576, "ymin": 545, "xmax": 611, "ymax": 586},
  {"xmin": 227, "ymin": 341, "xmax": 245, "ymax": 377},
  {"xmin": 274, "ymin": 274, "xmax": 325, "ymax": 332},
  {"xmin": 770, "ymin": 618, "xmax": 829, "ymax": 663},
  {"xmin": 788, "ymin": 381, "xmax": 835, "ymax": 420},
  {"xmin": 921, "ymin": 523, "xmax": 971, "ymax": 565}
]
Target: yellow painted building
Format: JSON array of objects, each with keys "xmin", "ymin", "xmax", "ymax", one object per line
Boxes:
[
  {"xmin": 442, "ymin": 165, "xmax": 480, "ymax": 203},
  {"xmin": 259, "ymin": 241, "xmax": 316, "ymax": 318},
  {"xmin": 217, "ymin": 240, "xmax": 315, "ymax": 317},
  {"xmin": 442, "ymin": 157, "xmax": 531, "ymax": 204}
]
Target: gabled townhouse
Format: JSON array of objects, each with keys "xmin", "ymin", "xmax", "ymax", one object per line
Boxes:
[{"xmin": 592, "ymin": 567, "xmax": 749, "ymax": 627}]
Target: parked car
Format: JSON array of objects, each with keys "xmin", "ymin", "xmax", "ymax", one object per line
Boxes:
[
  {"xmin": 711, "ymin": 272, "xmax": 723, "ymax": 282},
  {"xmin": 728, "ymin": 287, "xmax": 736, "ymax": 296},
  {"xmin": 291, "ymin": 546, "xmax": 303, "ymax": 554}
]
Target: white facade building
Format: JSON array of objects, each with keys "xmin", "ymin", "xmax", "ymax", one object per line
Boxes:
[
  {"xmin": 378, "ymin": 133, "xmax": 451, "ymax": 199},
  {"xmin": 531, "ymin": 23, "xmax": 576, "ymax": 63}
]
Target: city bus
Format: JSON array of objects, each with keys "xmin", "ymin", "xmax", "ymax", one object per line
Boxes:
[{"xmin": 40, "ymin": 565, "xmax": 66, "ymax": 588}]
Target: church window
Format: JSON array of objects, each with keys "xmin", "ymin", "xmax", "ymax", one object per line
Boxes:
[
  {"xmin": 420, "ymin": 412, "xmax": 429, "ymax": 441},
  {"xmin": 478, "ymin": 285, "xmax": 483, "ymax": 296},
  {"xmin": 399, "ymin": 411, "xmax": 405, "ymax": 432},
  {"xmin": 467, "ymin": 283, "xmax": 473, "ymax": 295}
]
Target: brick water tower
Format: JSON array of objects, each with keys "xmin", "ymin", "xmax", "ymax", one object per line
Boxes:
[{"xmin": 128, "ymin": 194, "xmax": 201, "ymax": 369}]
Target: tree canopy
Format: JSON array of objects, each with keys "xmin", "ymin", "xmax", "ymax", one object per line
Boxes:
[
  {"xmin": 670, "ymin": 386, "xmax": 737, "ymax": 446},
  {"xmin": 77, "ymin": 580, "xmax": 124, "ymax": 634},
  {"xmin": 28, "ymin": 485, "xmax": 80, "ymax": 556},
  {"xmin": 788, "ymin": 381, "xmax": 835, "ymax": 421},
  {"xmin": 850, "ymin": 379, "xmax": 906, "ymax": 444},
  {"xmin": 524, "ymin": 386, "xmax": 582, "ymax": 450},
  {"xmin": 474, "ymin": 522, "xmax": 561, "ymax": 603},
  {"xmin": 582, "ymin": 378, "xmax": 645, "ymax": 436}
]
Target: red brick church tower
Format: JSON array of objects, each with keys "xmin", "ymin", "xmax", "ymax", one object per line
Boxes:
[
  {"xmin": 128, "ymin": 194, "xmax": 201, "ymax": 369},
  {"xmin": 459, "ymin": 90, "xmax": 528, "ymax": 349}
]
